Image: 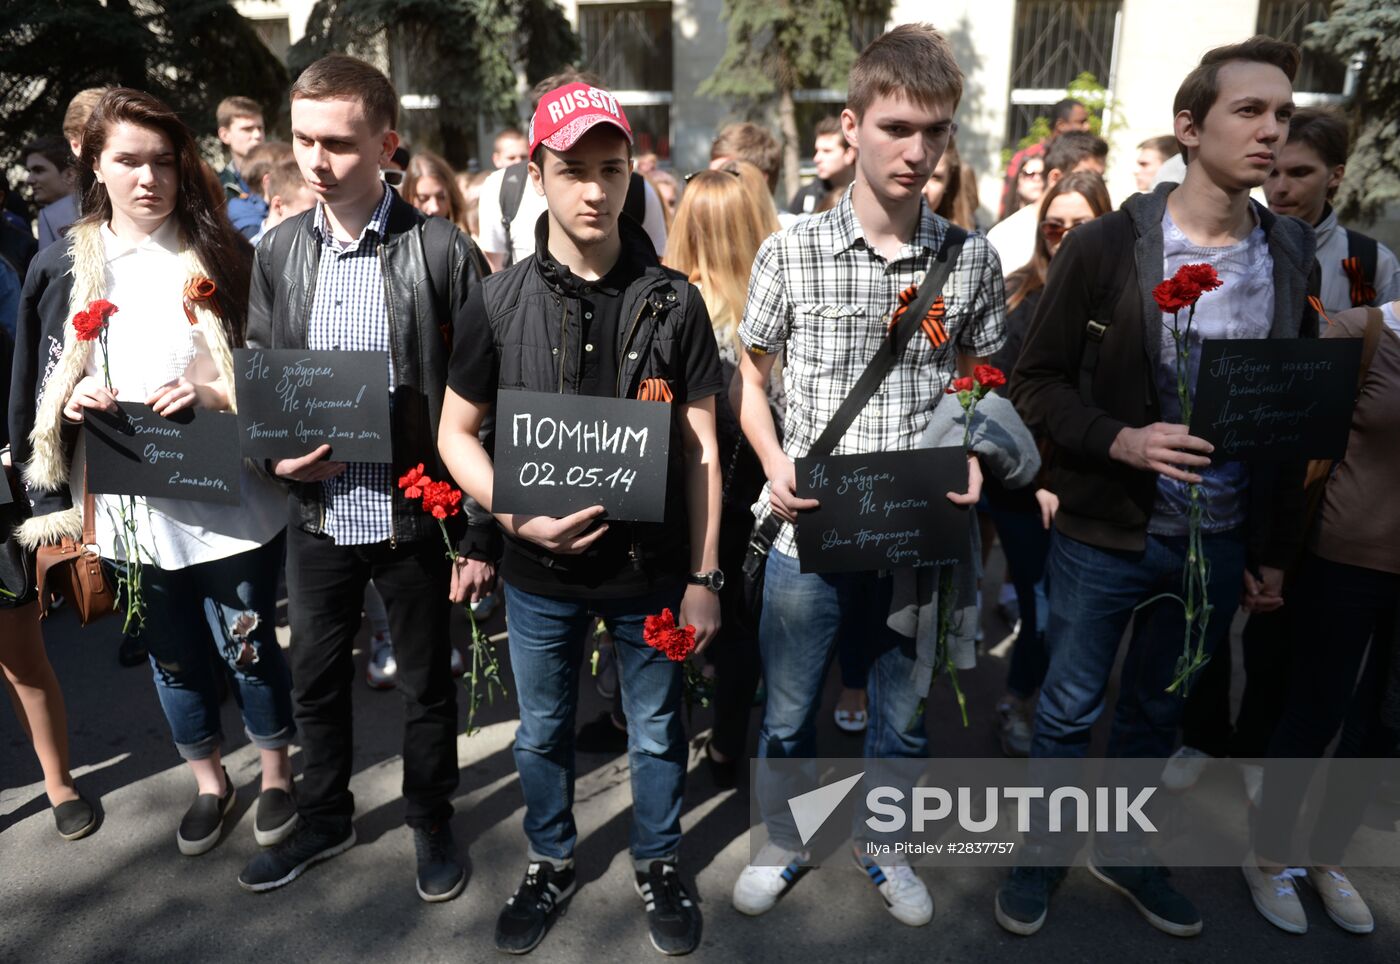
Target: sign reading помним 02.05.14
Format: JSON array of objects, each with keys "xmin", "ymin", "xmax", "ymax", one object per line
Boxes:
[
  {"xmin": 1190, "ymin": 338, "xmax": 1362, "ymax": 461},
  {"xmin": 232, "ymin": 349, "xmax": 393, "ymax": 463},
  {"xmin": 794, "ymin": 448, "xmax": 971, "ymax": 573},
  {"xmin": 491, "ymin": 390, "xmax": 671, "ymax": 523}
]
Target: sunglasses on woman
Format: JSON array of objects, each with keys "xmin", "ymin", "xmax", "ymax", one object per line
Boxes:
[
  {"xmin": 1039, "ymin": 218, "xmax": 1085, "ymax": 244},
  {"xmin": 381, "ymin": 169, "xmax": 406, "ymax": 188}
]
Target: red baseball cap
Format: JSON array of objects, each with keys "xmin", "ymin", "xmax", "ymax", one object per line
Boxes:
[{"xmin": 528, "ymin": 83, "xmax": 633, "ymax": 157}]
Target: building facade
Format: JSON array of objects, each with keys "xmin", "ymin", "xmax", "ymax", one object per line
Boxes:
[{"xmin": 238, "ymin": 0, "xmax": 1349, "ymax": 222}]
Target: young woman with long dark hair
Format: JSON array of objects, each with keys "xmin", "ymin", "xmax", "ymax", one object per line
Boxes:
[
  {"xmin": 987, "ymin": 170, "xmax": 1112, "ymax": 755},
  {"xmin": 10, "ymin": 88, "xmax": 296, "ymax": 858}
]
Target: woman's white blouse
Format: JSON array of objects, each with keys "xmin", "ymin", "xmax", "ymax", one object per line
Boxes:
[{"xmin": 72, "ymin": 219, "xmax": 286, "ymax": 570}]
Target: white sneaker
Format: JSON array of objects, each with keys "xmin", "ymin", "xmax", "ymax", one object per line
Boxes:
[
  {"xmin": 1241, "ymin": 853, "xmax": 1307, "ymax": 934},
  {"xmin": 365, "ymin": 632, "xmax": 396, "ymax": 690},
  {"xmin": 853, "ymin": 848, "xmax": 933, "ymax": 926},
  {"xmin": 1306, "ymin": 868, "xmax": 1374, "ymax": 934},
  {"xmin": 449, "ymin": 646, "xmax": 465, "ymax": 677},
  {"xmin": 1161, "ymin": 745, "xmax": 1211, "ymax": 791},
  {"xmin": 1239, "ymin": 762, "xmax": 1264, "ymax": 807},
  {"xmin": 471, "ymin": 592, "xmax": 499, "ymax": 621},
  {"xmin": 732, "ymin": 843, "xmax": 810, "ymax": 916}
]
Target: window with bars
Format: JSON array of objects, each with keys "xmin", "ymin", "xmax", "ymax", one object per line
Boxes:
[
  {"xmin": 578, "ymin": 2, "xmax": 673, "ymax": 159},
  {"xmin": 1005, "ymin": 0, "xmax": 1121, "ymax": 149},
  {"xmin": 1255, "ymin": 0, "xmax": 1345, "ymax": 95}
]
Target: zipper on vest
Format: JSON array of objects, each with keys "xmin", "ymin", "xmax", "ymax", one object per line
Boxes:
[{"xmin": 616, "ymin": 299, "xmax": 649, "ymax": 397}]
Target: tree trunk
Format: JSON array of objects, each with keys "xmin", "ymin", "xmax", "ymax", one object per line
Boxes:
[{"xmin": 777, "ymin": 84, "xmax": 800, "ymax": 209}]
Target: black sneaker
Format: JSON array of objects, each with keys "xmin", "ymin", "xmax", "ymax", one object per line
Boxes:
[
  {"xmin": 495, "ymin": 861, "xmax": 577, "ymax": 954},
  {"xmin": 238, "ymin": 820, "xmax": 356, "ymax": 892},
  {"xmin": 53, "ymin": 797, "xmax": 98, "ymax": 841},
  {"xmin": 1088, "ymin": 858, "xmax": 1202, "ymax": 937},
  {"xmin": 254, "ymin": 786, "xmax": 299, "ymax": 847},
  {"xmin": 117, "ymin": 629, "xmax": 147, "ymax": 668},
  {"xmin": 635, "ymin": 861, "xmax": 701, "ymax": 956},
  {"xmin": 995, "ymin": 863, "xmax": 1066, "ymax": 935},
  {"xmin": 414, "ymin": 822, "xmax": 466, "ymax": 903},
  {"xmin": 176, "ymin": 767, "xmax": 236, "ymax": 856},
  {"xmin": 575, "ymin": 711, "xmax": 629, "ymax": 754}
]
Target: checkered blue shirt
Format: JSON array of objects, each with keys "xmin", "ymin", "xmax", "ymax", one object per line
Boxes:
[
  {"xmin": 738, "ymin": 188, "xmax": 1007, "ymax": 558},
  {"xmin": 307, "ymin": 186, "xmax": 395, "ymax": 546}
]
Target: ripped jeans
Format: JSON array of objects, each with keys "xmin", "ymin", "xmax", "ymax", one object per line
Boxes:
[{"xmin": 140, "ymin": 532, "xmax": 295, "ymax": 761}]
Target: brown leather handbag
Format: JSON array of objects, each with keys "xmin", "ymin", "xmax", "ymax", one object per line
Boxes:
[{"xmin": 35, "ymin": 486, "xmax": 116, "ymax": 625}]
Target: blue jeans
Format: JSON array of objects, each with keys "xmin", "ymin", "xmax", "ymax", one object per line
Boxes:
[
  {"xmin": 141, "ymin": 533, "xmax": 294, "ymax": 761},
  {"xmin": 1028, "ymin": 528, "xmax": 1245, "ymax": 853},
  {"xmin": 503, "ymin": 580, "xmax": 686, "ymax": 862},
  {"xmin": 756, "ymin": 548, "xmax": 928, "ymax": 851}
]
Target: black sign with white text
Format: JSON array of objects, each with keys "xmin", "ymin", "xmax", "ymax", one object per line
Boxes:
[
  {"xmin": 1190, "ymin": 338, "xmax": 1361, "ymax": 460},
  {"xmin": 84, "ymin": 403, "xmax": 242, "ymax": 505},
  {"xmin": 232, "ymin": 349, "xmax": 393, "ymax": 462},
  {"xmin": 794, "ymin": 447, "xmax": 971, "ymax": 573},
  {"xmin": 490, "ymin": 390, "xmax": 671, "ymax": 523}
]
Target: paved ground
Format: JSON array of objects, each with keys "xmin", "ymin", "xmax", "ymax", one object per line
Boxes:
[{"xmin": 2, "ymin": 554, "xmax": 1395, "ymax": 964}]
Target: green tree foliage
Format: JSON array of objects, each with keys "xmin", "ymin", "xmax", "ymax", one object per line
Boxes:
[
  {"xmin": 0, "ymin": 0, "xmax": 288, "ymax": 171},
  {"xmin": 1306, "ymin": 0, "xmax": 1400, "ymax": 222},
  {"xmin": 291, "ymin": 0, "xmax": 578, "ymax": 150},
  {"xmin": 700, "ymin": 1, "xmax": 891, "ymax": 195}
]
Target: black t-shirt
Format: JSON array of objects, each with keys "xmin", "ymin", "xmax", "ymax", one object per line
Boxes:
[{"xmin": 447, "ymin": 240, "xmax": 723, "ymax": 599}]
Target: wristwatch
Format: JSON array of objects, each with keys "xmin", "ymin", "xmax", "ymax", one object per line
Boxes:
[{"xmin": 687, "ymin": 569, "xmax": 725, "ymax": 592}]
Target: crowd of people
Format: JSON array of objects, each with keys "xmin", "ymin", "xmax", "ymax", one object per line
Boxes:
[{"xmin": 2, "ymin": 20, "xmax": 1398, "ymax": 957}]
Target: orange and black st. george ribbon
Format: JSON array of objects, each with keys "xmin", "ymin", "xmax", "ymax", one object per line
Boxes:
[
  {"xmin": 889, "ymin": 283, "xmax": 948, "ymax": 347},
  {"xmin": 637, "ymin": 377, "xmax": 673, "ymax": 402},
  {"xmin": 1342, "ymin": 256, "xmax": 1377, "ymax": 308}
]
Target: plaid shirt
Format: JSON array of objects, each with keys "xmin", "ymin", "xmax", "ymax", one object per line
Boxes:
[
  {"xmin": 738, "ymin": 189, "xmax": 1006, "ymax": 558},
  {"xmin": 307, "ymin": 186, "xmax": 395, "ymax": 547}
]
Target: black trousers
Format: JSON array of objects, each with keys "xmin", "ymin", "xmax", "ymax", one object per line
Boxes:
[
  {"xmin": 286, "ymin": 525, "xmax": 458, "ymax": 829},
  {"xmin": 1254, "ymin": 552, "xmax": 1399, "ymax": 863},
  {"xmin": 707, "ymin": 509, "xmax": 764, "ymax": 761},
  {"xmin": 1179, "ymin": 606, "xmax": 1295, "ymax": 759}
]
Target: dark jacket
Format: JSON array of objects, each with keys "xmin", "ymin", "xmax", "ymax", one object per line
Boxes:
[
  {"xmin": 476, "ymin": 213, "xmax": 711, "ymax": 573},
  {"xmin": 1011, "ymin": 183, "xmax": 1318, "ymax": 569},
  {"xmin": 8, "ymin": 238, "xmax": 81, "ymax": 527},
  {"xmin": 248, "ymin": 190, "xmax": 499, "ymax": 557}
]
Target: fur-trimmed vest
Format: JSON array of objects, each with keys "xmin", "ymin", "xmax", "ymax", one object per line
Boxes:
[{"xmin": 13, "ymin": 221, "xmax": 244, "ymax": 550}]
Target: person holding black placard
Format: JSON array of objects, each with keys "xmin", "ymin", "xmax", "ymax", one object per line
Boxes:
[
  {"xmin": 236, "ymin": 55, "xmax": 495, "ymax": 902},
  {"xmin": 729, "ymin": 24, "xmax": 1004, "ymax": 928},
  {"xmin": 1000, "ymin": 37, "xmax": 1318, "ymax": 938},
  {"xmin": 437, "ymin": 80, "xmax": 722, "ymax": 956},
  {"xmin": 9, "ymin": 89, "xmax": 296, "ymax": 858},
  {"xmin": 1244, "ymin": 296, "xmax": 1399, "ymax": 936}
]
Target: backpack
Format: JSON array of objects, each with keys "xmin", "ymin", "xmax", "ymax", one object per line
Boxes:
[{"xmin": 498, "ymin": 161, "xmax": 648, "ymax": 267}]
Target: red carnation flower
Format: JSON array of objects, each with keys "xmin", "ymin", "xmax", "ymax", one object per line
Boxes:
[
  {"xmin": 72, "ymin": 309, "xmax": 103, "ymax": 341},
  {"xmin": 421, "ymin": 479, "xmax": 462, "ymax": 520},
  {"xmin": 947, "ymin": 376, "xmax": 975, "ymax": 395},
  {"xmin": 644, "ymin": 608, "xmax": 696, "ymax": 663},
  {"xmin": 88, "ymin": 299, "xmax": 119, "ymax": 324},
  {"xmin": 973, "ymin": 364, "xmax": 1007, "ymax": 390},
  {"xmin": 1177, "ymin": 263, "xmax": 1222, "ymax": 295},
  {"xmin": 398, "ymin": 463, "xmax": 429, "ymax": 500}
]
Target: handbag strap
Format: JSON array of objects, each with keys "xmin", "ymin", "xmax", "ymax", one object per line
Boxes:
[{"xmin": 806, "ymin": 226, "xmax": 967, "ymax": 459}]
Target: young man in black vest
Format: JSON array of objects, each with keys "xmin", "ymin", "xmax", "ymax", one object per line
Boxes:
[
  {"xmin": 438, "ymin": 83, "xmax": 722, "ymax": 956},
  {"xmin": 997, "ymin": 36, "xmax": 1317, "ymax": 938},
  {"xmin": 237, "ymin": 54, "xmax": 496, "ymax": 901}
]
